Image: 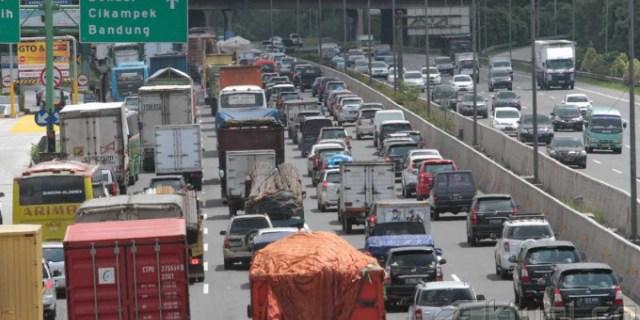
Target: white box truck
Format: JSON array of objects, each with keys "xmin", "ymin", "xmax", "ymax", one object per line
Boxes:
[
  {"xmin": 338, "ymin": 161, "xmax": 395, "ymax": 234},
  {"xmin": 154, "ymin": 124, "xmax": 203, "ymax": 190},
  {"xmin": 535, "ymin": 40, "xmax": 576, "ymax": 90},
  {"xmin": 59, "ymin": 102, "xmax": 129, "ymax": 191},
  {"xmin": 225, "ymin": 150, "xmax": 277, "ymax": 216},
  {"xmin": 138, "ymin": 84, "xmax": 194, "ymax": 171}
]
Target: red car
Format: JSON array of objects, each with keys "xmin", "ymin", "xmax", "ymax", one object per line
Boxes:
[{"xmin": 415, "ymin": 159, "xmax": 458, "ymax": 200}]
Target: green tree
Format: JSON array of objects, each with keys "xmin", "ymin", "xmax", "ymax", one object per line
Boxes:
[
  {"xmin": 623, "ymin": 58, "xmax": 640, "ymax": 85},
  {"xmin": 610, "ymin": 53, "xmax": 628, "ymax": 78}
]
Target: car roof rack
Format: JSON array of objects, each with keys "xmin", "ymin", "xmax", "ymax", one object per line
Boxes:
[{"xmin": 508, "ymin": 213, "xmax": 547, "ymax": 221}]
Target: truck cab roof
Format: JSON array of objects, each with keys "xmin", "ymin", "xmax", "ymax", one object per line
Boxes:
[{"xmin": 221, "ymin": 85, "xmax": 263, "ymax": 93}]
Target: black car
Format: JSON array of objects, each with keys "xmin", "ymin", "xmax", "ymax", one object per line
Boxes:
[
  {"xmin": 491, "ymin": 91, "xmax": 521, "ymax": 110},
  {"xmin": 547, "ymin": 136, "xmax": 587, "ymax": 168},
  {"xmin": 291, "ymin": 110, "xmax": 322, "ymax": 144},
  {"xmin": 298, "ymin": 116, "xmax": 333, "ymax": 157},
  {"xmin": 517, "ymin": 114, "xmax": 554, "ymax": 144},
  {"xmin": 377, "ymin": 120, "xmax": 413, "ymax": 151},
  {"xmin": 431, "ymin": 84, "xmax": 458, "ymax": 110},
  {"xmin": 384, "ymin": 246, "xmax": 446, "ymax": 307},
  {"xmin": 511, "ymin": 240, "xmax": 582, "ymax": 308},
  {"xmin": 488, "ymin": 68, "xmax": 513, "ymax": 91},
  {"xmin": 430, "ymin": 171, "xmax": 477, "ymax": 220},
  {"xmin": 550, "ymin": 104, "xmax": 583, "ymax": 131},
  {"xmin": 298, "ymin": 66, "xmax": 322, "ymax": 91},
  {"xmin": 383, "ymin": 142, "xmax": 419, "ymax": 177},
  {"xmin": 542, "ymin": 263, "xmax": 624, "ymax": 320},
  {"xmin": 447, "ymin": 302, "xmax": 522, "ymax": 320},
  {"xmin": 466, "ymin": 194, "xmax": 518, "ymax": 246}
]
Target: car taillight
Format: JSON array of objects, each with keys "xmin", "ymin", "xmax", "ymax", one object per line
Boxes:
[
  {"xmin": 521, "ymin": 266, "xmax": 530, "ymax": 283},
  {"xmin": 367, "ymin": 215, "xmax": 377, "ymax": 226},
  {"xmin": 384, "ymin": 157, "xmax": 392, "ymax": 163},
  {"xmin": 111, "ymin": 183, "xmax": 118, "ymax": 195},
  {"xmin": 322, "ymin": 181, "xmax": 329, "ymax": 190},
  {"xmin": 471, "ymin": 208, "xmax": 479, "ymax": 225},
  {"xmin": 415, "ymin": 309, "xmax": 423, "ymax": 320},
  {"xmin": 614, "ymin": 286, "xmax": 624, "ymax": 306},
  {"xmin": 44, "ymin": 278, "xmax": 53, "ymax": 289},
  {"xmin": 323, "ymin": 160, "xmax": 328, "ymax": 169},
  {"xmin": 436, "ymin": 267, "xmax": 443, "ymax": 281},
  {"xmin": 553, "ymin": 288, "xmax": 564, "ymax": 307},
  {"xmin": 384, "ymin": 267, "xmax": 391, "ymax": 285},
  {"xmin": 418, "ymin": 172, "xmax": 427, "ymax": 183},
  {"xmin": 223, "ymin": 238, "xmax": 230, "ymax": 249},
  {"xmin": 512, "ymin": 206, "xmax": 519, "ymax": 215},
  {"xmin": 503, "ymin": 241, "xmax": 510, "ymax": 253},
  {"xmin": 190, "ymin": 257, "xmax": 201, "ymax": 265}
]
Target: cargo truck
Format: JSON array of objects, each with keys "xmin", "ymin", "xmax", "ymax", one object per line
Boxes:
[
  {"xmin": 64, "ymin": 218, "xmax": 191, "ymax": 319},
  {"xmin": 339, "ymin": 161, "xmax": 396, "ymax": 234},
  {"xmin": 138, "ymin": 84, "xmax": 195, "ymax": 171},
  {"xmin": 154, "ymin": 124, "xmax": 203, "ymax": 190},
  {"xmin": 535, "ymin": 40, "xmax": 576, "ymax": 90},
  {"xmin": 149, "ymin": 53, "xmax": 189, "ymax": 75},
  {"xmin": 248, "ymin": 232, "xmax": 385, "ymax": 320},
  {"xmin": 203, "ymin": 54, "xmax": 235, "ymax": 115},
  {"xmin": 0, "ymin": 225, "xmax": 43, "ymax": 320},
  {"xmin": 111, "ymin": 61, "xmax": 149, "ymax": 102},
  {"xmin": 59, "ymin": 102, "xmax": 130, "ymax": 192},
  {"xmin": 225, "ymin": 150, "xmax": 276, "ymax": 216},
  {"xmin": 217, "ymin": 118, "xmax": 285, "ymax": 202}
]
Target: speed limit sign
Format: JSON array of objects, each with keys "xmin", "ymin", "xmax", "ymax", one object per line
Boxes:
[{"xmin": 78, "ymin": 74, "xmax": 89, "ymax": 87}]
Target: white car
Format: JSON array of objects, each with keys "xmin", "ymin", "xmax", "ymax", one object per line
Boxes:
[
  {"xmin": 353, "ymin": 59, "xmax": 369, "ymax": 73},
  {"xmin": 407, "ymin": 149, "xmax": 442, "ymax": 160},
  {"xmin": 401, "ymin": 154, "xmax": 443, "ymax": 198},
  {"xmin": 387, "ymin": 67, "xmax": 407, "ymax": 83},
  {"xmin": 451, "ymin": 74, "xmax": 474, "ymax": 92},
  {"xmin": 337, "ymin": 103, "xmax": 362, "ymax": 124},
  {"xmin": 307, "ymin": 143, "xmax": 346, "ymax": 176},
  {"xmin": 494, "ymin": 214, "xmax": 555, "ymax": 279},
  {"xmin": 355, "ymin": 107, "xmax": 380, "ymax": 139},
  {"xmin": 43, "ymin": 242, "xmax": 65, "ymax": 298},
  {"xmin": 408, "ymin": 281, "xmax": 481, "ymax": 320},
  {"xmin": 370, "ymin": 61, "xmax": 389, "ymax": 77},
  {"xmin": 491, "ymin": 107, "xmax": 521, "ymax": 136},
  {"xmin": 316, "ymin": 168, "xmax": 341, "ymax": 211},
  {"xmin": 421, "ymin": 66, "xmax": 442, "ymax": 85},
  {"xmin": 402, "ymin": 71, "xmax": 426, "ymax": 91},
  {"xmin": 562, "ymin": 93, "xmax": 592, "ymax": 115}
]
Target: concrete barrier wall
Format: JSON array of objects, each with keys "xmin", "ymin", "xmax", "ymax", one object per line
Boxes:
[{"xmin": 314, "ymin": 63, "xmax": 640, "ymax": 302}]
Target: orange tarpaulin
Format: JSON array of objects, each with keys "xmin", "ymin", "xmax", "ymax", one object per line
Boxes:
[{"xmin": 249, "ymin": 232, "xmax": 382, "ymax": 320}]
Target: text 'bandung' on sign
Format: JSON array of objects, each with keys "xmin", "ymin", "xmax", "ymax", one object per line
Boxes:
[{"xmin": 80, "ymin": 0, "xmax": 187, "ymax": 43}]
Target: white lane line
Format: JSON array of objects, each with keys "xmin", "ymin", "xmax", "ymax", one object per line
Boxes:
[
  {"xmin": 204, "ymin": 243, "xmax": 208, "ymax": 252},
  {"xmin": 592, "ymin": 160, "xmax": 602, "ymax": 165},
  {"xmin": 204, "ymin": 262, "xmax": 208, "ymax": 272},
  {"xmin": 203, "ymin": 283, "xmax": 209, "ymax": 295},
  {"xmin": 204, "ymin": 227, "xmax": 208, "ymax": 235},
  {"xmin": 451, "ymin": 274, "xmax": 461, "ymax": 282},
  {"xmin": 612, "ymin": 169, "xmax": 623, "ymax": 174}
]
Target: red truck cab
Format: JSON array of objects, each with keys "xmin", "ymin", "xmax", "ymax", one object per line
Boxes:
[{"xmin": 416, "ymin": 159, "xmax": 458, "ymax": 200}]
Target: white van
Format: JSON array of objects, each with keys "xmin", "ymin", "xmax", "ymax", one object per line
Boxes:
[{"xmin": 373, "ymin": 110, "xmax": 405, "ymax": 147}]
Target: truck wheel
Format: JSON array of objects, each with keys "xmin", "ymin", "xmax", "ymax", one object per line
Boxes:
[
  {"xmin": 585, "ymin": 147, "xmax": 593, "ymax": 153},
  {"xmin": 343, "ymin": 218, "xmax": 352, "ymax": 234},
  {"xmin": 431, "ymin": 209, "xmax": 440, "ymax": 221},
  {"xmin": 613, "ymin": 147, "xmax": 622, "ymax": 154},
  {"xmin": 228, "ymin": 204, "xmax": 237, "ymax": 217},
  {"xmin": 223, "ymin": 259, "xmax": 233, "ymax": 270},
  {"xmin": 120, "ymin": 184, "xmax": 127, "ymax": 195}
]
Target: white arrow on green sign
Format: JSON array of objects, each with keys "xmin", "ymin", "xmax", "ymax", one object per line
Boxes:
[
  {"xmin": 79, "ymin": 0, "xmax": 187, "ymax": 43},
  {"xmin": 0, "ymin": 0, "xmax": 20, "ymax": 43}
]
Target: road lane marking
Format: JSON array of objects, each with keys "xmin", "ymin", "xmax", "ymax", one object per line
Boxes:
[
  {"xmin": 451, "ymin": 274, "xmax": 461, "ymax": 282},
  {"xmin": 592, "ymin": 160, "xmax": 602, "ymax": 165},
  {"xmin": 625, "ymin": 306, "xmax": 637, "ymax": 320},
  {"xmin": 612, "ymin": 169, "xmax": 623, "ymax": 174},
  {"xmin": 204, "ymin": 243, "xmax": 208, "ymax": 252},
  {"xmin": 204, "ymin": 227, "xmax": 208, "ymax": 235},
  {"xmin": 204, "ymin": 262, "xmax": 208, "ymax": 272},
  {"xmin": 203, "ymin": 283, "xmax": 209, "ymax": 295}
]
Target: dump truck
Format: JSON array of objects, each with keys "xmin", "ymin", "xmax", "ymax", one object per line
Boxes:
[
  {"xmin": 248, "ymin": 232, "xmax": 385, "ymax": 320},
  {"xmin": 149, "ymin": 53, "xmax": 189, "ymax": 75}
]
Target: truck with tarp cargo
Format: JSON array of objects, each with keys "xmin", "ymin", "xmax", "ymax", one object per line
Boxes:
[
  {"xmin": 64, "ymin": 218, "xmax": 190, "ymax": 319},
  {"xmin": 248, "ymin": 232, "xmax": 385, "ymax": 320},
  {"xmin": 59, "ymin": 102, "xmax": 130, "ymax": 192},
  {"xmin": 74, "ymin": 189, "xmax": 205, "ymax": 283},
  {"xmin": 225, "ymin": 150, "xmax": 277, "ymax": 216}
]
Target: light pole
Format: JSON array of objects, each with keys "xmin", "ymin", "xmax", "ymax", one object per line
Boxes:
[
  {"xmin": 425, "ymin": 0, "xmax": 431, "ymax": 116},
  {"xmin": 554, "ymin": 0, "xmax": 558, "ymax": 35},
  {"xmin": 628, "ymin": 0, "xmax": 638, "ymax": 240},
  {"xmin": 318, "ymin": 0, "xmax": 322, "ymax": 58},
  {"xmin": 472, "ymin": 0, "xmax": 478, "ymax": 146},
  {"xmin": 605, "ymin": 0, "xmax": 609, "ymax": 55},
  {"xmin": 45, "ymin": 0, "xmax": 55, "ymax": 153},
  {"xmin": 392, "ymin": 0, "xmax": 398, "ymax": 93},
  {"xmin": 269, "ymin": 0, "xmax": 273, "ymax": 39},
  {"xmin": 531, "ymin": 0, "xmax": 539, "ymax": 183},
  {"xmin": 367, "ymin": 0, "xmax": 373, "ymax": 84},
  {"xmin": 296, "ymin": 0, "xmax": 300, "ymax": 37},
  {"xmin": 509, "ymin": 0, "xmax": 512, "ymax": 61},
  {"xmin": 343, "ymin": 0, "xmax": 347, "ymax": 71},
  {"xmin": 572, "ymin": 0, "xmax": 576, "ymax": 41}
]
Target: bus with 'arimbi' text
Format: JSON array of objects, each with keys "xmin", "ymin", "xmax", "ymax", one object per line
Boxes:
[{"xmin": 13, "ymin": 160, "xmax": 105, "ymax": 241}]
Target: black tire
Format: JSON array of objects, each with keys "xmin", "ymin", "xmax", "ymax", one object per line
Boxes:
[
  {"xmin": 613, "ymin": 148, "xmax": 622, "ymax": 154},
  {"xmin": 223, "ymin": 259, "xmax": 233, "ymax": 270},
  {"xmin": 228, "ymin": 204, "xmax": 237, "ymax": 217},
  {"xmin": 470, "ymin": 234, "xmax": 477, "ymax": 247},
  {"xmin": 489, "ymin": 86, "xmax": 493, "ymax": 92},
  {"xmin": 431, "ymin": 208, "xmax": 439, "ymax": 221},
  {"xmin": 516, "ymin": 290, "xmax": 527, "ymax": 309},
  {"xmin": 46, "ymin": 311, "xmax": 56, "ymax": 320},
  {"xmin": 120, "ymin": 184, "xmax": 127, "ymax": 195},
  {"xmin": 585, "ymin": 147, "xmax": 593, "ymax": 153},
  {"xmin": 576, "ymin": 125, "xmax": 583, "ymax": 132},
  {"xmin": 495, "ymin": 263, "xmax": 501, "ymax": 276},
  {"xmin": 580, "ymin": 162, "xmax": 587, "ymax": 169},
  {"xmin": 343, "ymin": 216, "xmax": 352, "ymax": 234}
]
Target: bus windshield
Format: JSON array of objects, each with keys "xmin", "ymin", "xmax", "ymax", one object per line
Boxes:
[
  {"xmin": 19, "ymin": 176, "xmax": 86, "ymax": 205},
  {"xmin": 590, "ymin": 115, "xmax": 622, "ymax": 133}
]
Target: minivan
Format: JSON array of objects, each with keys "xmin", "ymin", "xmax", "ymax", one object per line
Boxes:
[
  {"xmin": 430, "ymin": 171, "xmax": 477, "ymax": 220},
  {"xmin": 373, "ymin": 110, "xmax": 405, "ymax": 148},
  {"xmin": 583, "ymin": 107, "xmax": 626, "ymax": 154},
  {"xmin": 298, "ymin": 116, "xmax": 334, "ymax": 157}
]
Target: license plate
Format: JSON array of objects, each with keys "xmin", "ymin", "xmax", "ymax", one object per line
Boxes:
[
  {"xmin": 600, "ymin": 144, "xmax": 610, "ymax": 148},
  {"xmin": 558, "ymin": 80, "xmax": 565, "ymax": 83},
  {"xmin": 453, "ymin": 194, "xmax": 462, "ymax": 200},
  {"xmin": 577, "ymin": 297, "xmax": 600, "ymax": 306},
  {"xmin": 490, "ymin": 219, "xmax": 503, "ymax": 224},
  {"xmin": 404, "ymin": 278, "xmax": 421, "ymax": 284}
]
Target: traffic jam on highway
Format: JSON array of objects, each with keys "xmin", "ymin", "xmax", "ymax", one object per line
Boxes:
[{"xmin": 0, "ymin": 31, "xmax": 635, "ymax": 320}]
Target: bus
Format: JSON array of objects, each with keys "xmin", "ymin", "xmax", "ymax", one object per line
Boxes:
[
  {"xmin": 583, "ymin": 107, "xmax": 626, "ymax": 154},
  {"xmin": 111, "ymin": 62, "xmax": 149, "ymax": 102},
  {"xmin": 13, "ymin": 160, "xmax": 103, "ymax": 241}
]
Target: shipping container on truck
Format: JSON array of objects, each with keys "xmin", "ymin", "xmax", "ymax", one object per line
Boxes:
[
  {"xmin": 217, "ymin": 119, "xmax": 285, "ymax": 201},
  {"xmin": 64, "ymin": 218, "xmax": 190, "ymax": 320},
  {"xmin": 203, "ymin": 54, "xmax": 235, "ymax": 113},
  {"xmin": 225, "ymin": 150, "xmax": 277, "ymax": 216},
  {"xmin": 339, "ymin": 161, "xmax": 395, "ymax": 234},
  {"xmin": 154, "ymin": 124, "xmax": 203, "ymax": 190},
  {"xmin": 149, "ymin": 54, "xmax": 189, "ymax": 75},
  {"xmin": 188, "ymin": 30, "xmax": 217, "ymax": 83},
  {"xmin": 59, "ymin": 103, "xmax": 130, "ymax": 192},
  {"xmin": 218, "ymin": 65, "xmax": 262, "ymax": 90},
  {"xmin": 138, "ymin": 85, "xmax": 195, "ymax": 171},
  {"xmin": 0, "ymin": 225, "xmax": 43, "ymax": 320}
]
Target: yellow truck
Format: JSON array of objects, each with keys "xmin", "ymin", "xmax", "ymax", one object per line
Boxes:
[{"xmin": 0, "ymin": 224, "xmax": 43, "ymax": 320}]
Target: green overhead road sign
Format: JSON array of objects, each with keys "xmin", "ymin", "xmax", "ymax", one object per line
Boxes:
[
  {"xmin": 0, "ymin": 0, "xmax": 20, "ymax": 43},
  {"xmin": 80, "ymin": 0, "xmax": 188, "ymax": 43}
]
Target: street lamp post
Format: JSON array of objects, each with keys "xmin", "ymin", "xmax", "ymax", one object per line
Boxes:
[
  {"xmin": 425, "ymin": 0, "xmax": 431, "ymax": 116},
  {"xmin": 572, "ymin": 0, "xmax": 576, "ymax": 41},
  {"xmin": 605, "ymin": 0, "xmax": 609, "ymax": 55},
  {"xmin": 628, "ymin": 0, "xmax": 638, "ymax": 240},
  {"xmin": 531, "ymin": 0, "xmax": 539, "ymax": 183},
  {"xmin": 472, "ymin": 0, "xmax": 478, "ymax": 146},
  {"xmin": 343, "ymin": 0, "xmax": 347, "ymax": 71},
  {"xmin": 269, "ymin": 0, "xmax": 273, "ymax": 39},
  {"xmin": 392, "ymin": 0, "xmax": 398, "ymax": 92},
  {"xmin": 367, "ymin": 0, "xmax": 373, "ymax": 84},
  {"xmin": 318, "ymin": 0, "xmax": 322, "ymax": 58},
  {"xmin": 509, "ymin": 0, "xmax": 512, "ymax": 61}
]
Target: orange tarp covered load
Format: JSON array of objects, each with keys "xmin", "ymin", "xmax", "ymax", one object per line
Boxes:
[{"xmin": 249, "ymin": 232, "xmax": 385, "ymax": 320}]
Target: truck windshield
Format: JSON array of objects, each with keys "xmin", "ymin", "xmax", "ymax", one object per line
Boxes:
[
  {"xmin": 547, "ymin": 59, "xmax": 573, "ymax": 69},
  {"xmin": 230, "ymin": 218, "xmax": 271, "ymax": 235},
  {"xmin": 221, "ymin": 92, "xmax": 265, "ymax": 109},
  {"xmin": 590, "ymin": 116, "xmax": 622, "ymax": 133},
  {"xmin": 372, "ymin": 222, "xmax": 426, "ymax": 235}
]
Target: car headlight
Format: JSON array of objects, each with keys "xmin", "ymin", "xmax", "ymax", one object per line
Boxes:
[
  {"xmin": 580, "ymin": 150, "xmax": 587, "ymax": 156},
  {"xmin": 549, "ymin": 150, "xmax": 556, "ymax": 155}
]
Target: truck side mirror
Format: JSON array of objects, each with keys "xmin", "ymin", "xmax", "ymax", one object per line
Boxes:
[
  {"xmin": 219, "ymin": 230, "xmax": 227, "ymax": 235},
  {"xmin": 623, "ymin": 121, "xmax": 628, "ymax": 129},
  {"xmin": 0, "ymin": 192, "xmax": 4, "ymax": 197}
]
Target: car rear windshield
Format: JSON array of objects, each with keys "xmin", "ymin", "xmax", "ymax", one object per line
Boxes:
[
  {"xmin": 506, "ymin": 225, "xmax": 553, "ymax": 240},
  {"xmin": 361, "ymin": 110, "xmax": 378, "ymax": 119},
  {"xmin": 567, "ymin": 96, "xmax": 588, "ymax": 103},
  {"xmin": 560, "ymin": 270, "xmax": 615, "ymax": 289},
  {"xmin": 492, "ymin": 70, "xmax": 510, "ymax": 77},
  {"xmin": 372, "ymin": 222, "xmax": 426, "ymax": 235},
  {"xmin": 498, "ymin": 92, "xmax": 517, "ymax": 99},
  {"xmin": 526, "ymin": 247, "xmax": 579, "ymax": 265},
  {"xmin": 552, "ymin": 138, "xmax": 583, "ymax": 148},
  {"xmin": 460, "ymin": 307, "xmax": 518, "ymax": 320},
  {"xmin": 424, "ymin": 163, "xmax": 455, "ymax": 173},
  {"xmin": 320, "ymin": 129, "xmax": 346, "ymax": 139},
  {"xmin": 454, "ymin": 76, "xmax": 470, "ymax": 82},
  {"xmin": 418, "ymin": 288, "xmax": 475, "ymax": 307},
  {"xmin": 522, "ymin": 114, "xmax": 551, "ymax": 124},
  {"xmin": 230, "ymin": 218, "xmax": 271, "ymax": 235},
  {"xmin": 43, "ymin": 247, "xmax": 64, "ymax": 262},
  {"xmin": 389, "ymin": 144, "xmax": 418, "ymax": 157},
  {"xmin": 389, "ymin": 251, "xmax": 436, "ymax": 267},
  {"xmin": 476, "ymin": 198, "xmax": 514, "ymax": 211},
  {"xmin": 496, "ymin": 110, "xmax": 520, "ymax": 118},
  {"xmin": 557, "ymin": 108, "xmax": 580, "ymax": 117},
  {"xmin": 150, "ymin": 179, "xmax": 185, "ymax": 190},
  {"xmin": 318, "ymin": 149, "xmax": 344, "ymax": 159},
  {"xmin": 435, "ymin": 173, "xmax": 474, "ymax": 188},
  {"xmin": 325, "ymin": 172, "xmax": 342, "ymax": 183},
  {"xmin": 382, "ymin": 123, "xmax": 412, "ymax": 134}
]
